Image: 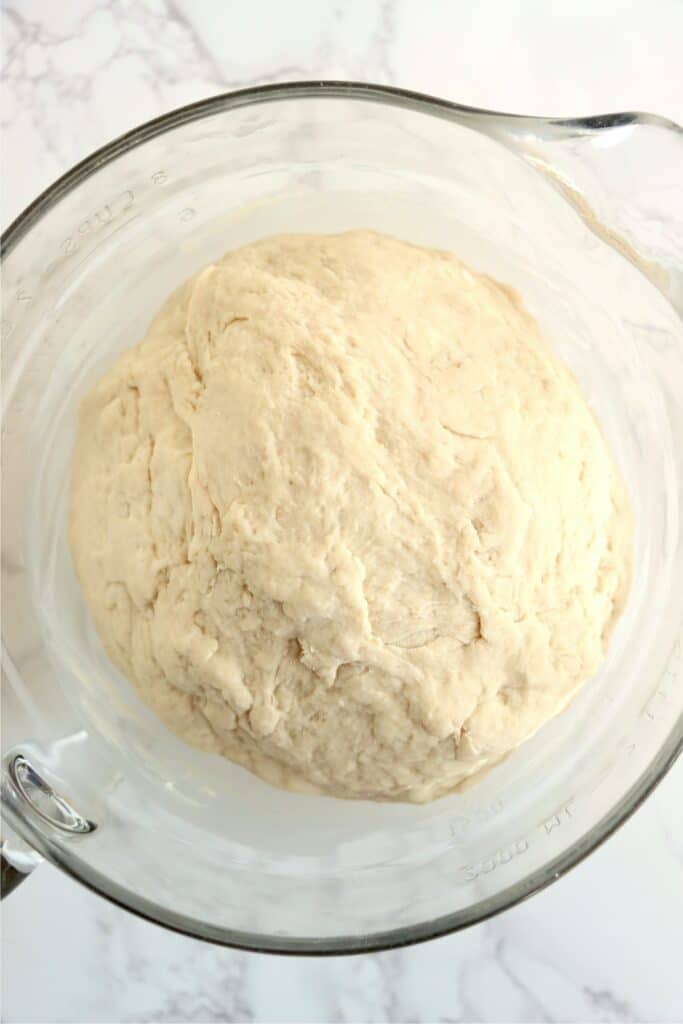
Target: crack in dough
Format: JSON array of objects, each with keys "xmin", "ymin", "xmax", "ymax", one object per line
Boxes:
[{"xmin": 69, "ymin": 231, "xmax": 632, "ymax": 802}]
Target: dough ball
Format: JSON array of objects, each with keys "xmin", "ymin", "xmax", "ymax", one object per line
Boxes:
[{"xmin": 69, "ymin": 231, "xmax": 631, "ymax": 802}]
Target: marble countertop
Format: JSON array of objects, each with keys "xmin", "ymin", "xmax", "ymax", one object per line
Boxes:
[{"xmin": 2, "ymin": 2, "xmax": 682, "ymax": 1022}]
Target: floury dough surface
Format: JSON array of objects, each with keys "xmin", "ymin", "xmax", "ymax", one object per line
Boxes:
[{"xmin": 69, "ymin": 231, "xmax": 632, "ymax": 802}]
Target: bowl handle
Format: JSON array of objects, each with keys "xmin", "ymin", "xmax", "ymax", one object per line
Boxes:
[
  {"xmin": 1, "ymin": 837, "xmax": 40, "ymax": 898},
  {"xmin": 1, "ymin": 753, "xmax": 97, "ymax": 898}
]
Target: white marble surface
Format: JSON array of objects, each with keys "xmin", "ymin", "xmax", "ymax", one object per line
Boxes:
[{"xmin": 2, "ymin": 1, "xmax": 682, "ymax": 1022}]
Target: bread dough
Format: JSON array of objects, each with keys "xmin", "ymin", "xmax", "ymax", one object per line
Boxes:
[{"xmin": 69, "ymin": 231, "xmax": 632, "ymax": 802}]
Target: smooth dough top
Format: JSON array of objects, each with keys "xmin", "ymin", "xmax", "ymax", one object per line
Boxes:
[{"xmin": 70, "ymin": 231, "xmax": 632, "ymax": 802}]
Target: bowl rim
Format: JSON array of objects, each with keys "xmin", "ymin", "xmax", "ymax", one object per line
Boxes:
[
  {"xmin": 2, "ymin": 79, "xmax": 682, "ymax": 955},
  {"xmin": 2, "ymin": 79, "xmax": 681, "ymax": 251}
]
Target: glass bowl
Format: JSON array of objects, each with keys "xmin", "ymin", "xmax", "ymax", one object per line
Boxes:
[{"xmin": 2, "ymin": 82, "xmax": 682, "ymax": 953}]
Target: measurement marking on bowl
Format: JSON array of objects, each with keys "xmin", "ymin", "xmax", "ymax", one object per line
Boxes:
[
  {"xmin": 542, "ymin": 801, "xmax": 574, "ymax": 834},
  {"xmin": 461, "ymin": 839, "xmax": 529, "ymax": 880},
  {"xmin": 59, "ymin": 191, "xmax": 135, "ymax": 257},
  {"xmin": 448, "ymin": 816, "xmax": 471, "ymax": 839},
  {"xmin": 643, "ymin": 689, "xmax": 669, "ymax": 722},
  {"xmin": 8, "ymin": 171, "xmax": 166, "ymax": 311},
  {"xmin": 448, "ymin": 798, "xmax": 504, "ymax": 838},
  {"xmin": 456, "ymin": 798, "xmax": 577, "ymax": 879},
  {"xmin": 1, "ymin": 291, "xmax": 33, "ymax": 339}
]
